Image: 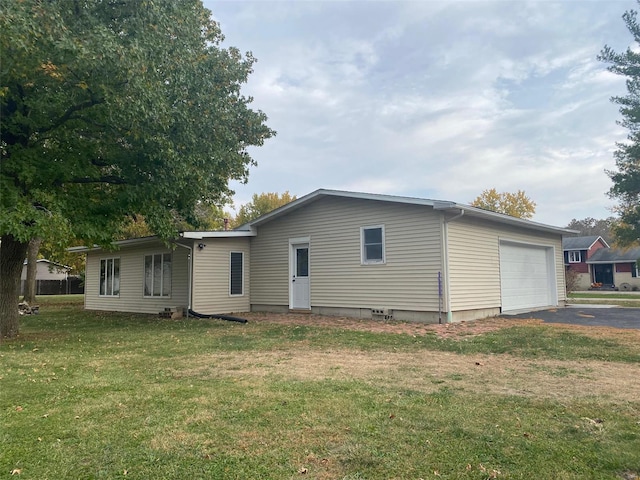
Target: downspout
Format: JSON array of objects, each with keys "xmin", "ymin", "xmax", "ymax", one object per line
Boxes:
[
  {"xmin": 173, "ymin": 242, "xmax": 193, "ymax": 318},
  {"xmin": 442, "ymin": 209, "xmax": 465, "ymax": 323}
]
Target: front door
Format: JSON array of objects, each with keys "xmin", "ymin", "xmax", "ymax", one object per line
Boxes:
[
  {"xmin": 593, "ymin": 264, "xmax": 614, "ymax": 286},
  {"xmin": 290, "ymin": 243, "xmax": 310, "ymax": 309}
]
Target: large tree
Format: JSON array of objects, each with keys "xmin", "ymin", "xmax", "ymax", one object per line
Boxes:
[
  {"xmin": 470, "ymin": 189, "xmax": 536, "ymax": 219},
  {"xmin": 0, "ymin": 0, "xmax": 274, "ymax": 338},
  {"xmin": 599, "ymin": 4, "xmax": 640, "ymax": 246}
]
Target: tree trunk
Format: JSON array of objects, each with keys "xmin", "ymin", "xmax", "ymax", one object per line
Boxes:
[
  {"xmin": 23, "ymin": 237, "xmax": 42, "ymax": 304},
  {"xmin": 1, "ymin": 235, "xmax": 29, "ymax": 340}
]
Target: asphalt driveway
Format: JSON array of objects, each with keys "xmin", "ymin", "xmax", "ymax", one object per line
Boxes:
[{"xmin": 505, "ymin": 305, "xmax": 640, "ymax": 329}]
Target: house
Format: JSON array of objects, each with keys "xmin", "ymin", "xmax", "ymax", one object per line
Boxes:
[
  {"xmin": 562, "ymin": 236, "xmax": 609, "ymax": 290},
  {"xmin": 73, "ymin": 189, "xmax": 574, "ymax": 323},
  {"xmin": 20, "ymin": 259, "xmax": 81, "ymax": 295},
  {"xmin": 587, "ymin": 246, "xmax": 640, "ymax": 290},
  {"xmin": 563, "ymin": 236, "xmax": 640, "ymax": 290}
]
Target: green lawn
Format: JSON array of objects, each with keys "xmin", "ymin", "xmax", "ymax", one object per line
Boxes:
[
  {"xmin": 568, "ymin": 292, "xmax": 640, "ymax": 308},
  {"xmin": 1, "ymin": 303, "xmax": 639, "ymax": 479}
]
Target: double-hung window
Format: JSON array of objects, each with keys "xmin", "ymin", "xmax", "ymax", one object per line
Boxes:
[
  {"xmin": 568, "ymin": 250, "xmax": 581, "ymax": 263},
  {"xmin": 361, "ymin": 225, "xmax": 385, "ymax": 264},
  {"xmin": 99, "ymin": 258, "xmax": 120, "ymax": 296},
  {"xmin": 633, "ymin": 263, "xmax": 639, "ymax": 278},
  {"xmin": 230, "ymin": 252, "xmax": 244, "ymax": 296},
  {"xmin": 144, "ymin": 253, "xmax": 172, "ymax": 297}
]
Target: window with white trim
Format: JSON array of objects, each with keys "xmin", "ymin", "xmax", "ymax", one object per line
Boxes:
[
  {"xmin": 144, "ymin": 253, "xmax": 171, "ymax": 297},
  {"xmin": 99, "ymin": 258, "xmax": 120, "ymax": 296},
  {"xmin": 361, "ymin": 225, "xmax": 385, "ymax": 264},
  {"xmin": 230, "ymin": 252, "xmax": 244, "ymax": 296},
  {"xmin": 633, "ymin": 263, "xmax": 639, "ymax": 278},
  {"xmin": 568, "ymin": 250, "xmax": 581, "ymax": 263}
]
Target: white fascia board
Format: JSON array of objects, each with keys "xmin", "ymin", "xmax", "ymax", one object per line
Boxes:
[
  {"xmin": 434, "ymin": 202, "xmax": 576, "ymax": 235},
  {"xmin": 586, "ymin": 260, "xmax": 625, "ymax": 264},
  {"xmin": 67, "ymin": 245, "xmax": 97, "ymax": 253},
  {"xmin": 180, "ymin": 230, "xmax": 256, "ymax": 239}
]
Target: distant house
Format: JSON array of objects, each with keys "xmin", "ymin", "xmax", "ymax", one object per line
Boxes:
[
  {"xmin": 72, "ymin": 189, "xmax": 574, "ymax": 323},
  {"xmin": 21, "ymin": 259, "xmax": 82, "ymax": 295},
  {"xmin": 563, "ymin": 236, "xmax": 640, "ymax": 290},
  {"xmin": 563, "ymin": 236, "xmax": 609, "ymax": 290}
]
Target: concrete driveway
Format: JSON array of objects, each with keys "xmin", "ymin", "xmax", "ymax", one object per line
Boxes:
[{"xmin": 505, "ymin": 305, "xmax": 640, "ymax": 329}]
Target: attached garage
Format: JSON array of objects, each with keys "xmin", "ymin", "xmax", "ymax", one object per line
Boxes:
[
  {"xmin": 499, "ymin": 241, "xmax": 557, "ymax": 312},
  {"xmin": 76, "ymin": 189, "xmax": 571, "ymax": 323}
]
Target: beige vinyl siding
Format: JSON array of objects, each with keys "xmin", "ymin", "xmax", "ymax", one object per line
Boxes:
[
  {"xmin": 85, "ymin": 242, "xmax": 189, "ymax": 313},
  {"xmin": 191, "ymin": 238, "xmax": 250, "ymax": 313},
  {"xmin": 447, "ymin": 217, "xmax": 565, "ymax": 311},
  {"xmin": 614, "ymin": 270, "xmax": 640, "ymax": 289},
  {"xmin": 250, "ymin": 196, "xmax": 443, "ymax": 311}
]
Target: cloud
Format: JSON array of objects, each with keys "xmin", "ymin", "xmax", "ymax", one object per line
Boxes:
[{"xmin": 208, "ymin": 0, "xmax": 635, "ymax": 226}]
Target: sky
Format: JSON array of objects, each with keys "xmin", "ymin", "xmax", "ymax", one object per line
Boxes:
[{"xmin": 203, "ymin": 0, "xmax": 636, "ymax": 227}]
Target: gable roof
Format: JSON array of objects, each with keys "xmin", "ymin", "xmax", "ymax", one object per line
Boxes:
[
  {"xmin": 562, "ymin": 235, "xmax": 609, "ymax": 251},
  {"xmin": 238, "ymin": 189, "xmax": 575, "ymax": 235},
  {"xmin": 587, "ymin": 246, "xmax": 640, "ymax": 264}
]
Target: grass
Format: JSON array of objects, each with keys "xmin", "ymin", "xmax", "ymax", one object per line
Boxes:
[
  {"xmin": 568, "ymin": 292, "xmax": 640, "ymax": 308},
  {"xmin": 1, "ymin": 302, "xmax": 639, "ymax": 479}
]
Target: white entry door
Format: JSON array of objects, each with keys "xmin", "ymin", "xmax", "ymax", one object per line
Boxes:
[{"xmin": 290, "ymin": 243, "xmax": 310, "ymax": 309}]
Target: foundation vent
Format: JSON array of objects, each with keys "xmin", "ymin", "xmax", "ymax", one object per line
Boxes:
[{"xmin": 371, "ymin": 307, "xmax": 393, "ymax": 321}]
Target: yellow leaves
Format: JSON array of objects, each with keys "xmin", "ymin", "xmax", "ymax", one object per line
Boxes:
[
  {"xmin": 77, "ymin": 81, "xmax": 89, "ymax": 90},
  {"xmin": 40, "ymin": 61, "xmax": 64, "ymax": 80},
  {"xmin": 470, "ymin": 188, "xmax": 536, "ymax": 219}
]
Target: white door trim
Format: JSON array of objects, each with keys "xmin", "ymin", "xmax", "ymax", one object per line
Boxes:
[{"xmin": 289, "ymin": 237, "xmax": 310, "ymax": 310}]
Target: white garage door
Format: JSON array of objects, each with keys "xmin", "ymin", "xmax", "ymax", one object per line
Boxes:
[{"xmin": 500, "ymin": 242, "xmax": 555, "ymax": 312}]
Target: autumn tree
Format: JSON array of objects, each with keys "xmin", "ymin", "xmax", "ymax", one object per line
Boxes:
[
  {"xmin": 233, "ymin": 191, "xmax": 297, "ymax": 226},
  {"xmin": 599, "ymin": 4, "xmax": 640, "ymax": 246},
  {"xmin": 0, "ymin": 0, "xmax": 274, "ymax": 338},
  {"xmin": 470, "ymin": 189, "xmax": 536, "ymax": 219}
]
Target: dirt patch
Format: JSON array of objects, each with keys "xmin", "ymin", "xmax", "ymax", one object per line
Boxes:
[
  {"xmin": 241, "ymin": 311, "xmax": 640, "ymax": 343},
  {"xmin": 171, "ymin": 312, "xmax": 640, "ymax": 402},
  {"xmin": 174, "ymin": 348, "xmax": 640, "ymax": 402}
]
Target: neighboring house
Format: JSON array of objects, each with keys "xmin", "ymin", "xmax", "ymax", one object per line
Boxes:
[
  {"xmin": 587, "ymin": 247, "xmax": 640, "ymax": 290},
  {"xmin": 563, "ymin": 236, "xmax": 609, "ymax": 290},
  {"xmin": 20, "ymin": 259, "xmax": 82, "ymax": 295},
  {"xmin": 72, "ymin": 189, "xmax": 574, "ymax": 323},
  {"xmin": 563, "ymin": 236, "xmax": 640, "ymax": 290}
]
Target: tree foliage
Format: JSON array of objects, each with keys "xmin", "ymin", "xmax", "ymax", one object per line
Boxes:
[
  {"xmin": 599, "ymin": 4, "xmax": 640, "ymax": 246},
  {"xmin": 233, "ymin": 191, "xmax": 297, "ymax": 226},
  {"xmin": 0, "ymin": 0, "xmax": 274, "ymax": 337},
  {"xmin": 565, "ymin": 217, "xmax": 616, "ymax": 244},
  {"xmin": 470, "ymin": 189, "xmax": 536, "ymax": 219}
]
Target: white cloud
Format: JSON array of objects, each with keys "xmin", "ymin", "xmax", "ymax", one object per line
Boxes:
[{"xmin": 207, "ymin": 0, "xmax": 636, "ymax": 226}]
